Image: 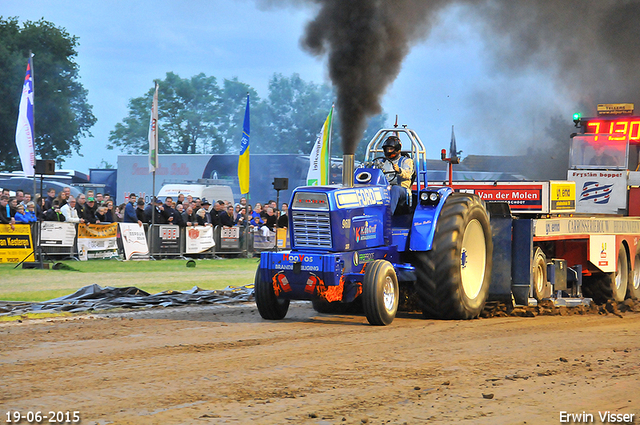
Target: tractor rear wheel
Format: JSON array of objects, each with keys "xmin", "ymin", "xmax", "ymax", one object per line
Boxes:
[
  {"xmin": 414, "ymin": 193, "xmax": 492, "ymax": 319},
  {"xmin": 255, "ymin": 267, "xmax": 290, "ymax": 320},
  {"xmin": 362, "ymin": 260, "xmax": 399, "ymax": 325}
]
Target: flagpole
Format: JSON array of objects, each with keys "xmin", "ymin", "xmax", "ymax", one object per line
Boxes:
[
  {"xmin": 149, "ymin": 82, "xmax": 159, "ymax": 259},
  {"xmin": 29, "ymin": 51, "xmax": 37, "ymax": 203}
]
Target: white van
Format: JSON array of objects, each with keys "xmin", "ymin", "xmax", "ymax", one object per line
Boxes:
[{"xmin": 157, "ymin": 184, "xmax": 234, "ymax": 204}]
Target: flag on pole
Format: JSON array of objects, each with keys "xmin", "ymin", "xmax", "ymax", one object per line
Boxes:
[
  {"xmin": 306, "ymin": 105, "xmax": 334, "ymax": 186},
  {"xmin": 15, "ymin": 57, "xmax": 35, "ymax": 177},
  {"xmin": 450, "ymin": 125, "xmax": 460, "ymax": 159},
  {"xmin": 238, "ymin": 94, "xmax": 250, "ymax": 195},
  {"xmin": 148, "ymin": 82, "xmax": 159, "ymax": 173}
]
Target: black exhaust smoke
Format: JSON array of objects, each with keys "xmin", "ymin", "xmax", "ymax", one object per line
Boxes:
[{"xmin": 301, "ymin": 0, "xmax": 445, "ymax": 155}]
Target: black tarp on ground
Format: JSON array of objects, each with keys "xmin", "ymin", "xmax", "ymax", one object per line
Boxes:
[{"xmin": 0, "ymin": 284, "xmax": 254, "ymax": 316}]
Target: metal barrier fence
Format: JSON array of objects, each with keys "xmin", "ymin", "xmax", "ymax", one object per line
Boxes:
[{"xmin": 8, "ymin": 223, "xmax": 290, "ymax": 263}]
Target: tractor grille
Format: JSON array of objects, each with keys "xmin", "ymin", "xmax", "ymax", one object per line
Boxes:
[{"xmin": 292, "ymin": 211, "xmax": 332, "ymax": 248}]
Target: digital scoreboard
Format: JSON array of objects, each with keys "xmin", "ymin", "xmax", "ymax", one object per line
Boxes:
[{"xmin": 584, "ymin": 117, "xmax": 640, "ymax": 142}]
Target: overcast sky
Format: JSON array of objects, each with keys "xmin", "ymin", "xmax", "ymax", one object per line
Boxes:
[{"xmin": 4, "ymin": 0, "xmax": 576, "ymax": 173}]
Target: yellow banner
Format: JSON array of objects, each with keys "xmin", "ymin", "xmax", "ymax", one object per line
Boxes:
[
  {"xmin": 550, "ymin": 181, "xmax": 576, "ymax": 211},
  {"xmin": 0, "ymin": 224, "xmax": 34, "ymax": 263},
  {"xmin": 77, "ymin": 223, "xmax": 118, "ymax": 238}
]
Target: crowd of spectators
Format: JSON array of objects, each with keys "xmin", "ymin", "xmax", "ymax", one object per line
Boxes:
[
  {"xmin": 1, "ymin": 187, "xmax": 290, "ymax": 237},
  {"xmin": 120, "ymin": 193, "xmax": 289, "ymax": 237}
]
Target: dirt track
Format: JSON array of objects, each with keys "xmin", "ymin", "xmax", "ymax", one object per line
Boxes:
[{"xmin": 1, "ymin": 302, "xmax": 639, "ymax": 425}]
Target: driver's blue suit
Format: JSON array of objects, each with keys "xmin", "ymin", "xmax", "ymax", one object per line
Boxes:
[{"xmin": 380, "ymin": 155, "xmax": 414, "ymax": 214}]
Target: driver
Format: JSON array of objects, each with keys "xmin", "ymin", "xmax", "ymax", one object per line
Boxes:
[{"xmin": 379, "ymin": 136, "xmax": 414, "ymax": 214}]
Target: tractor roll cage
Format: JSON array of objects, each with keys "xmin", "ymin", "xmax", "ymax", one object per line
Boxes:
[{"xmin": 364, "ymin": 127, "xmax": 428, "ymax": 191}]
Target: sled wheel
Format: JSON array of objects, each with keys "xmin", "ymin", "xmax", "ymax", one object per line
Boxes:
[
  {"xmin": 629, "ymin": 251, "xmax": 640, "ymax": 299},
  {"xmin": 362, "ymin": 260, "xmax": 399, "ymax": 325},
  {"xmin": 612, "ymin": 244, "xmax": 629, "ymax": 302},
  {"xmin": 414, "ymin": 193, "xmax": 493, "ymax": 319},
  {"xmin": 532, "ymin": 247, "xmax": 548, "ymax": 301},
  {"xmin": 255, "ymin": 267, "xmax": 289, "ymax": 320}
]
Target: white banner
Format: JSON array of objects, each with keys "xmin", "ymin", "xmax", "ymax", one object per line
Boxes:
[
  {"xmin": 185, "ymin": 226, "xmax": 215, "ymax": 254},
  {"xmin": 568, "ymin": 170, "xmax": 627, "ymax": 214},
  {"xmin": 15, "ymin": 58, "xmax": 35, "ymax": 177},
  {"xmin": 119, "ymin": 223, "xmax": 150, "ymax": 260},
  {"xmin": 40, "ymin": 222, "xmax": 76, "ymax": 247}
]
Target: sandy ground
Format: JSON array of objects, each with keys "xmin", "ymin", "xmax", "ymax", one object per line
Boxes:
[{"xmin": 1, "ymin": 302, "xmax": 639, "ymax": 425}]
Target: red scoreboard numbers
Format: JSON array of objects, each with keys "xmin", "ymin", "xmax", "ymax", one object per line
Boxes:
[{"xmin": 586, "ymin": 118, "xmax": 640, "ymax": 141}]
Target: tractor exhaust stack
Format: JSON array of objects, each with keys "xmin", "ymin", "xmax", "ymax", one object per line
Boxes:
[{"xmin": 343, "ymin": 154, "xmax": 354, "ymax": 188}]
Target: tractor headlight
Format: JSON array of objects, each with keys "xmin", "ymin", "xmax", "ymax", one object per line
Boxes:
[{"xmin": 420, "ymin": 191, "xmax": 440, "ymax": 206}]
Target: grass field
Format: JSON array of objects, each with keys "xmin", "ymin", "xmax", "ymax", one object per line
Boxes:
[{"xmin": 0, "ymin": 258, "xmax": 260, "ymax": 302}]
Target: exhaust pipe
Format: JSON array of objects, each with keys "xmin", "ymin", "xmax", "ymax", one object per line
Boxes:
[{"xmin": 342, "ymin": 154, "xmax": 354, "ymax": 188}]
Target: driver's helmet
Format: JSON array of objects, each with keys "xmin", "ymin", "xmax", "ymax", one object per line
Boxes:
[{"xmin": 382, "ymin": 136, "xmax": 401, "ymax": 160}]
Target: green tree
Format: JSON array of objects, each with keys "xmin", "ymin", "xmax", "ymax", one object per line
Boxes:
[
  {"xmin": 108, "ymin": 72, "xmax": 223, "ymax": 154},
  {"xmin": 257, "ymin": 73, "xmax": 335, "ymax": 154},
  {"xmin": 0, "ymin": 17, "xmax": 96, "ymax": 170},
  {"xmin": 217, "ymin": 77, "xmax": 262, "ymax": 153}
]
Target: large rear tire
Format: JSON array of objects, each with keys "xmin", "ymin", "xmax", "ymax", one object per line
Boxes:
[
  {"xmin": 629, "ymin": 251, "xmax": 640, "ymax": 299},
  {"xmin": 613, "ymin": 244, "xmax": 629, "ymax": 302},
  {"xmin": 255, "ymin": 268, "xmax": 290, "ymax": 320},
  {"xmin": 532, "ymin": 247, "xmax": 548, "ymax": 301},
  {"xmin": 583, "ymin": 244, "xmax": 629, "ymax": 304},
  {"xmin": 414, "ymin": 193, "xmax": 493, "ymax": 319},
  {"xmin": 362, "ymin": 260, "xmax": 399, "ymax": 325}
]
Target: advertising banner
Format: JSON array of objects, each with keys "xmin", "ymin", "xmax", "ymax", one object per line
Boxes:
[
  {"xmin": 0, "ymin": 224, "xmax": 34, "ymax": 263},
  {"xmin": 568, "ymin": 170, "xmax": 628, "ymax": 214},
  {"xmin": 185, "ymin": 226, "xmax": 215, "ymax": 254},
  {"xmin": 40, "ymin": 222, "xmax": 76, "ymax": 247},
  {"xmin": 77, "ymin": 223, "xmax": 119, "ymax": 259},
  {"xmin": 453, "ymin": 182, "xmax": 548, "ymax": 213},
  {"xmin": 220, "ymin": 226, "xmax": 241, "ymax": 250},
  {"xmin": 119, "ymin": 223, "xmax": 150, "ymax": 260}
]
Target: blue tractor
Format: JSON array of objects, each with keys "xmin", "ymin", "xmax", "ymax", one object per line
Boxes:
[{"xmin": 255, "ymin": 127, "xmax": 493, "ymax": 325}]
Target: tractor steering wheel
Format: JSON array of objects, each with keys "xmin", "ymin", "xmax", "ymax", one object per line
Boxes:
[{"xmin": 372, "ymin": 156, "xmax": 398, "ymax": 181}]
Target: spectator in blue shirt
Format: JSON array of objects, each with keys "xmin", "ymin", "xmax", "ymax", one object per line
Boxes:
[
  {"xmin": 13, "ymin": 204, "xmax": 30, "ymax": 223},
  {"xmin": 124, "ymin": 193, "xmax": 138, "ymax": 223}
]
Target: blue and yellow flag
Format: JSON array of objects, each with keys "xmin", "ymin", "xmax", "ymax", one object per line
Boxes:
[{"xmin": 238, "ymin": 94, "xmax": 250, "ymax": 195}]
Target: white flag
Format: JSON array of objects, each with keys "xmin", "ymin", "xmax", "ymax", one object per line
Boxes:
[
  {"xmin": 15, "ymin": 58, "xmax": 35, "ymax": 177},
  {"xmin": 148, "ymin": 83, "xmax": 159, "ymax": 173}
]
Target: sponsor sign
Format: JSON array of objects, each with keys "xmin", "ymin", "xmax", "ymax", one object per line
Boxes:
[
  {"xmin": 220, "ymin": 226, "xmax": 240, "ymax": 249},
  {"xmin": 119, "ymin": 223, "xmax": 149, "ymax": 260},
  {"xmin": 185, "ymin": 225, "xmax": 215, "ymax": 254},
  {"xmin": 533, "ymin": 217, "xmax": 640, "ymax": 237},
  {"xmin": 453, "ymin": 182, "xmax": 548, "ymax": 213},
  {"xmin": 158, "ymin": 225, "xmax": 179, "ymax": 249},
  {"xmin": 550, "ymin": 181, "xmax": 576, "ymax": 212},
  {"xmin": 589, "ymin": 235, "xmax": 616, "ymax": 273},
  {"xmin": 352, "ymin": 215, "xmax": 383, "ymax": 248},
  {"xmin": 77, "ymin": 223, "xmax": 119, "ymax": 259},
  {"xmin": 273, "ymin": 252, "xmax": 323, "ymax": 271},
  {"xmin": 0, "ymin": 224, "xmax": 34, "ymax": 263},
  {"xmin": 40, "ymin": 222, "xmax": 76, "ymax": 247},
  {"xmin": 567, "ymin": 170, "xmax": 627, "ymax": 214}
]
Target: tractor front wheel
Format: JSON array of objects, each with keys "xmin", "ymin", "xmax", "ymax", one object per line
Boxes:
[
  {"xmin": 255, "ymin": 267, "xmax": 290, "ymax": 320},
  {"xmin": 362, "ymin": 260, "xmax": 399, "ymax": 325}
]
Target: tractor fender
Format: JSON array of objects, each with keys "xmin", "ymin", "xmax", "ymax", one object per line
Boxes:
[{"xmin": 409, "ymin": 187, "xmax": 454, "ymax": 251}]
